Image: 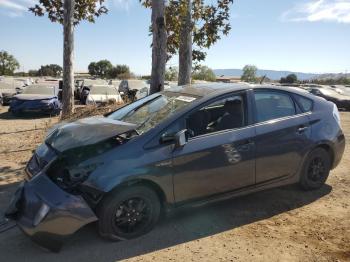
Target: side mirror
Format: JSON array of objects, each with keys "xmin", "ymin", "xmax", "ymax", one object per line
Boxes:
[
  {"xmin": 174, "ymin": 129, "xmax": 188, "ymax": 148},
  {"xmin": 160, "ymin": 129, "xmax": 188, "ymax": 148}
]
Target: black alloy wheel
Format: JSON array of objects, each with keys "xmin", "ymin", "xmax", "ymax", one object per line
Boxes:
[
  {"xmin": 300, "ymin": 148, "xmax": 331, "ymax": 190},
  {"xmin": 113, "ymin": 197, "xmax": 151, "ymax": 235},
  {"xmin": 98, "ymin": 185, "xmax": 161, "ymax": 241}
]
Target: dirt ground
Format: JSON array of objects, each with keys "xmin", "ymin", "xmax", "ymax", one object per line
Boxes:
[{"xmin": 0, "ymin": 105, "xmax": 349, "ymax": 262}]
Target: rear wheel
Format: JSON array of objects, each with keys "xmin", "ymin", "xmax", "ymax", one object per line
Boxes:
[
  {"xmin": 97, "ymin": 185, "xmax": 161, "ymax": 241},
  {"xmin": 300, "ymin": 148, "xmax": 331, "ymax": 190}
]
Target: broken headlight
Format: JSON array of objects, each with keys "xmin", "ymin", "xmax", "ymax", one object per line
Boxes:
[{"xmin": 47, "ymin": 164, "xmax": 99, "ymax": 193}]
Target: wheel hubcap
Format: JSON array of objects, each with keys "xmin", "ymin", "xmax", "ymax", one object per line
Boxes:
[
  {"xmin": 114, "ymin": 197, "xmax": 150, "ymax": 234},
  {"xmin": 308, "ymin": 157, "xmax": 325, "ymax": 182}
]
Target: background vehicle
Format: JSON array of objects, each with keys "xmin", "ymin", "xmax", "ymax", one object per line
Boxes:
[
  {"xmin": 84, "ymin": 84, "xmax": 123, "ymax": 105},
  {"xmin": 76, "ymin": 79, "xmax": 109, "ymax": 101},
  {"xmin": 9, "ymin": 84, "xmax": 61, "ymax": 115},
  {"xmin": 6, "ymin": 84, "xmax": 345, "ymax": 251},
  {"xmin": 0, "ymin": 81, "xmax": 25, "ymax": 105},
  {"xmin": 309, "ymin": 86, "xmax": 350, "ymax": 110},
  {"xmin": 119, "ymin": 79, "xmax": 150, "ymax": 101}
]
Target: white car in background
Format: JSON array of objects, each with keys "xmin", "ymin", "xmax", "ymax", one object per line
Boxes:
[
  {"xmin": 118, "ymin": 79, "xmax": 150, "ymax": 100},
  {"xmin": 119, "ymin": 79, "xmax": 173, "ymax": 101},
  {"xmin": 85, "ymin": 85, "xmax": 122, "ymax": 105}
]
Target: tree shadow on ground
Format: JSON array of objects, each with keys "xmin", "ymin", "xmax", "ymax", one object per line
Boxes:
[
  {"xmin": 0, "ymin": 166, "xmax": 24, "ymax": 180},
  {"xmin": 0, "ymin": 183, "xmax": 332, "ymax": 262}
]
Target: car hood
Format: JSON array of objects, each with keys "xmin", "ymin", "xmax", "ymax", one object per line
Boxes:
[
  {"xmin": 0, "ymin": 89, "xmax": 16, "ymax": 96},
  {"xmin": 88, "ymin": 94, "xmax": 121, "ymax": 102},
  {"xmin": 45, "ymin": 117, "xmax": 137, "ymax": 152},
  {"xmin": 14, "ymin": 94, "xmax": 57, "ymax": 101}
]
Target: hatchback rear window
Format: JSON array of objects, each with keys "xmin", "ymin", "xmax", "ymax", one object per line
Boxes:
[{"xmin": 294, "ymin": 95, "xmax": 313, "ymax": 112}]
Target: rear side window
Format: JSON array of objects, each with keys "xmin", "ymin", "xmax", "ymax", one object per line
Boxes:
[
  {"xmin": 294, "ymin": 95, "xmax": 313, "ymax": 112},
  {"xmin": 254, "ymin": 91, "xmax": 296, "ymax": 122}
]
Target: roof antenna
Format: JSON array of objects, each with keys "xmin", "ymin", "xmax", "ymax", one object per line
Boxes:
[{"xmin": 260, "ymin": 75, "xmax": 266, "ymax": 84}]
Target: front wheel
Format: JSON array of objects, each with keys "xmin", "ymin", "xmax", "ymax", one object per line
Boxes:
[
  {"xmin": 299, "ymin": 148, "xmax": 331, "ymax": 190},
  {"xmin": 97, "ymin": 185, "xmax": 161, "ymax": 241}
]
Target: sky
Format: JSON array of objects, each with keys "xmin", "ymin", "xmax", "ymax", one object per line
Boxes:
[{"xmin": 0, "ymin": 0, "xmax": 349, "ymax": 75}]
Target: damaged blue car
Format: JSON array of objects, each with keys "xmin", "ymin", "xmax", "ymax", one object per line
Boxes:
[
  {"xmin": 5, "ymin": 84, "xmax": 345, "ymax": 252},
  {"xmin": 9, "ymin": 85, "xmax": 61, "ymax": 116}
]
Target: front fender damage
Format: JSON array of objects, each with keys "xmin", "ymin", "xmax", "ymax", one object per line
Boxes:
[{"xmin": 5, "ymin": 174, "xmax": 97, "ymax": 252}]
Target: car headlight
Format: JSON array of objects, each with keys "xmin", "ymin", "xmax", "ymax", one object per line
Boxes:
[{"xmin": 47, "ymin": 163, "xmax": 100, "ymax": 191}]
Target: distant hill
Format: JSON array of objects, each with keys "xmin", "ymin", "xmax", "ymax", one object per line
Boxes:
[{"xmin": 214, "ymin": 69, "xmax": 320, "ymax": 81}]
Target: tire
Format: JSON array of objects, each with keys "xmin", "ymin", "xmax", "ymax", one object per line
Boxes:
[
  {"xmin": 299, "ymin": 148, "xmax": 331, "ymax": 190},
  {"xmin": 97, "ymin": 185, "xmax": 161, "ymax": 241}
]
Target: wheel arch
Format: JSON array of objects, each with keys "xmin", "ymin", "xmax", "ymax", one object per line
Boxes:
[
  {"xmin": 103, "ymin": 178, "xmax": 170, "ymax": 210},
  {"xmin": 296, "ymin": 142, "xmax": 335, "ymax": 181},
  {"xmin": 314, "ymin": 143, "xmax": 335, "ymax": 168}
]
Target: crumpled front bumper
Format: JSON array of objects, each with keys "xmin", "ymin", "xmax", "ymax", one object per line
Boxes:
[
  {"xmin": 5, "ymin": 174, "xmax": 97, "ymax": 252},
  {"xmin": 9, "ymin": 101, "xmax": 61, "ymax": 115}
]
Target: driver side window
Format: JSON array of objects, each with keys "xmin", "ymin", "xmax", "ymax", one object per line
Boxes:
[{"xmin": 186, "ymin": 94, "xmax": 246, "ymax": 138}]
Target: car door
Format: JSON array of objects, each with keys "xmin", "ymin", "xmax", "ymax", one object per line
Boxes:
[
  {"xmin": 253, "ymin": 90, "xmax": 312, "ymax": 184},
  {"xmin": 171, "ymin": 92, "xmax": 256, "ymax": 203}
]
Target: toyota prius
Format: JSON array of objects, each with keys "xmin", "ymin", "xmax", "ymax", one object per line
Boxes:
[{"xmin": 6, "ymin": 83, "xmax": 345, "ymax": 251}]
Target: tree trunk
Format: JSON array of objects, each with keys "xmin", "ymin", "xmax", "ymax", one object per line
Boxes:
[
  {"xmin": 178, "ymin": 0, "xmax": 192, "ymax": 86},
  {"xmin": 62, "ymin": 0, "xmax": 75, "ymax": 118},
  {"xmin": 150, "ymin": 0, "xmax": 167, "ymax": 94}
]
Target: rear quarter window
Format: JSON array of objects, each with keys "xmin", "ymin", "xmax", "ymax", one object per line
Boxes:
[{"xmin": 294, "ymin": 95, "xmax": 313, "ymax": 112}]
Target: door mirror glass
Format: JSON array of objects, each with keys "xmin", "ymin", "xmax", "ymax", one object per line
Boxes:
[
  {"xmin": 160, "ymin": 129, "xmax": 188, "ymax": 148},
  {"xmin": 175, "ymin": 129, "xmax": 188, "ymax": 148}
]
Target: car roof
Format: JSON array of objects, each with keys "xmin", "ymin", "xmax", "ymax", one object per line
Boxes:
[{"xmin": 165, "ymin": 83, "xmax": 314, "ymax": 98}]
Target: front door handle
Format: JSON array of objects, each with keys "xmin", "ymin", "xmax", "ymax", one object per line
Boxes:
[{"xmin": 297, "ymin": 125, "xmax": 309, "ymax": 134}]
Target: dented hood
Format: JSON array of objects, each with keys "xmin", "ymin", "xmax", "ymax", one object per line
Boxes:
[{"xmin": 45, "ymin": 117, "xmax": 137, "ymax": 152}]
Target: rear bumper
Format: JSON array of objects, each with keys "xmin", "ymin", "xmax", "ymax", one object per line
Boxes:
[
  {"xmin": 5, "ymin": 174, "xmax": 97, "ymax": 252},
  {"xmin": 332, "ymin": 132, "xmax": 346, "ymax": 169}
]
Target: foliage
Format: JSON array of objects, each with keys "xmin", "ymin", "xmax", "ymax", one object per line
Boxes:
[
  {"xmin": 280, "ymin": 74, "xmax": 298, "ymax": 84},
  {"xmin": 241, "ymin": 65, "xmax": 258, "ymax": 82},
  {"xmin": 37, "ymin": 64, "xmax": 62, "ymax": 77},
  {"xmin": 88, "ymin": 60, "xmax": 113, "ymax": 78},
  {"xmin": 192, "ymin": 65, "xmax": 216, "ymax": 82},
  {"xmin": 0, "ymin": 51, "xmax": 20, "ymax": 75},
  {"xmin": 29, "ymin": 0, "xmax": 108, "ymax": 25},
  {"xmin": 13, "ymin": 72, "xmax": 28, "ymax": 77},
  {"xmin": 108, "ymin": 65, "xmax": 131, "ymax": 79},
  {"xmin": 28, "ymin": 70, "xmax": 39, "ymax": 77},
  {"xmin": 308, "ymin": 77, "xmax": 350, "ymax": 85},
  {"xmin": 165, "ymin": 67, "xmax": 179, "ymax": 81},
  {"xmin": 88, "ymin": 61, "xmax": 134, "ymax": 79},
  {"xmin": 140, "ymin": 0, "xmax": 234, "ymax": 63},
  {"xmin": 117, "ymin": 72, "xmax": 134, "ymax": 80}
]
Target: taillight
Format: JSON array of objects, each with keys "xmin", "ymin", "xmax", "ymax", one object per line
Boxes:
[{"xmin": 332, "ymin": 103, "xmax": 341, "ymax": 126}]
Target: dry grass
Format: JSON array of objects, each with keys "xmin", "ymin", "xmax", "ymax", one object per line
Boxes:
[{"xmin": 60, "ymin": 101, "xmax": 125, "ymax": 122}]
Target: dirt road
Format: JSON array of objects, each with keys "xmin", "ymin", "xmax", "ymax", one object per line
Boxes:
[{"xmin": 0, "ymin": 106, "xmax": 349, "ymax": 261}]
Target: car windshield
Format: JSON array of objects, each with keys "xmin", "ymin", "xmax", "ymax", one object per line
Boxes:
[
  {"xmin": 90, "ymin": 86, "xmax": 118, "ymax": 95},
  {"xmin": 22, "ymin": 86, "xmax": 56, "ymax": 95},
  {"xmin": 108, "ymin": 92, "xmax": 198, "ymax": 134}
]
